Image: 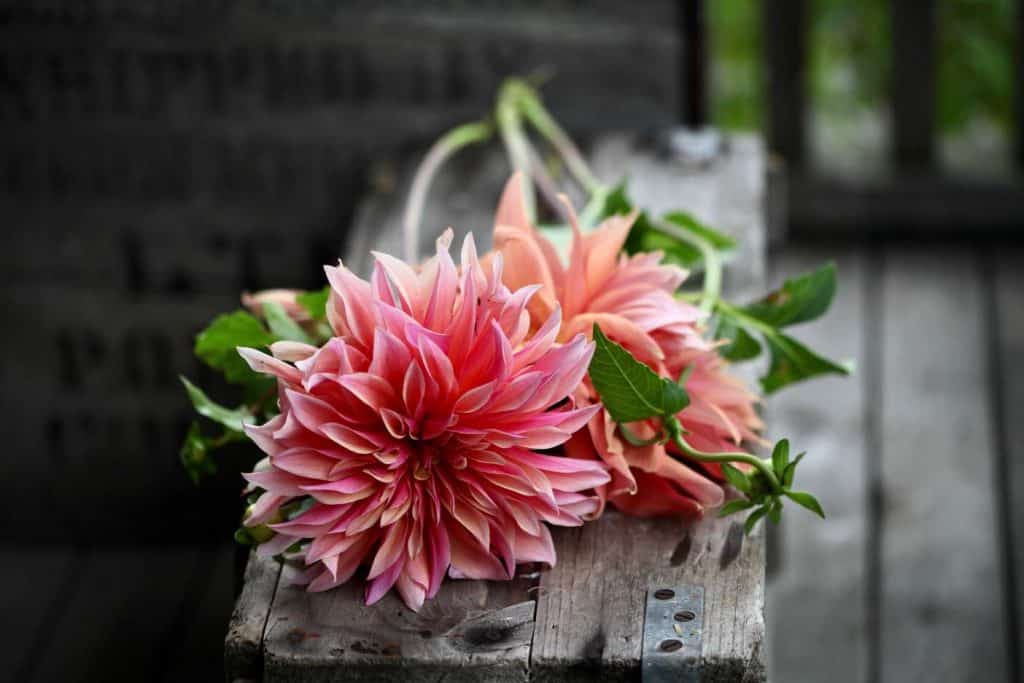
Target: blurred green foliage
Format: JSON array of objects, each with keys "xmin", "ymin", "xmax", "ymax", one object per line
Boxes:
[{"xmin": 709, "ymin": 0, "xmax": 1014, "ymax": 133}]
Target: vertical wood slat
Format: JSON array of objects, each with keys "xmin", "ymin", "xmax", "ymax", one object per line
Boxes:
[
  {"xmin": 993, "ymin": 250, "xmax": 1024, "ymax": 680},
  {"xmin": 766, "ymin": 250, "xmax": 868, "ymax": 683},
  {"xmin": 678, "ymin": 0, "xmax": 708, "ymax": 126},
  {"xmin": 890, "ymin": 0, "xmax": 937, "ymax": 169},
  {"xmin": 879, "ymin": 249, "xmax": 1009, "ymax": 681},
  {"xmin": 761, "ymin": 0, "xmax": 807, "ymax": 166}
]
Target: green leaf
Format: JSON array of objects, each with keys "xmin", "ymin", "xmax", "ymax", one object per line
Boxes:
[
  {"xmin": 785, "ymin": 490, "xmax": 826, "ymax": 518},
  {"xmin": 180, "ymin": 376, "xmax": 255, "ymax": 432},
  {"xmin": 719, "ymin": 498, "xmax": 756, "ymax": 517},
  {"xmin": 296, "ymin": 287, "xmax": 330, "ymax": 321},
  {"xmin": 263, "ymin": 301, "xmax": 313, "ymax": 344},
  {"xmin": 194, "ymin": 311, "xmax": 275, "ymax": 385},
  {"xmin": 589, "ymin": 325, "xmax": 689, "ymax": 422},
  {"xmin": 741, "ymin": 262, "xmax": 837, "ymax": 328},
  {"xmin": 662, "ymin": 212, "xmax": 736, "ymax": 251},
  {"xmin": 602, "ymin": 183, "xmax": 729, "ymax": 270},
  {"xmin": 721, "ymin": 463, "xmax": 751, "ymax": 493},
  {"xmin": 767, "ymin": 498, "xmax": 783, "ymax": 524},
  {"xmin": 761, "ymin": 332, "xmax": 854, "ymax": 394},
  {"xmin": 744, "ymin": 505, "xmax": 768, "ymax": 535},
  {"xmin": 771, "ymin": 439, "xmax": 790, "ymax": 477},
  {"xmin": 713, "ymin": 314, "xmax": 763, "ymax": 362},
  {"xmin": 180, "ymin": 421, "xmax": 217, "ymax": 485},
  {"xmin": 783, "ymin": 452, "xmax": 805, "ymax": 488}
]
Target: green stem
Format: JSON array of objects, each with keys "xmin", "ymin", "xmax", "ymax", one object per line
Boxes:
[
  {"xmin": 496, "ymin": 84, "xmax": 537, "ymax": 223},
  {"xmin": 651, "ymin": 217, "xmax": 722, "ymax": 315},
  {"xmin": 401, "ymin": 120, "xmax": 493, "ymax": 263},
  {"xmin": 504, "ymin": 77, "xmax": 605, "ymax": 196},
  {"xmin": 666, "ymin": 419, "xmax": 781, "ymax": 492}
]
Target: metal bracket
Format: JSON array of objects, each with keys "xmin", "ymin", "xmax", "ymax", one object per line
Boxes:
[{"xmin": 641, "ymin": 585, "xmax": 704, "ymax": 683}]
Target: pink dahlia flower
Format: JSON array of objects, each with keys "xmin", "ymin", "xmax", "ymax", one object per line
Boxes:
[
  {"xmin": 238, "ymin": 230, "xmax": 607, "ymax": 610},
  {"xmin": 489, "ymin": 176, "xmax": 763, "ymax": 520}
]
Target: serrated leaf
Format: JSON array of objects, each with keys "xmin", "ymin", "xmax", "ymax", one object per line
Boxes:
[
  {"xmin": 589, "ymin": 325, "xmax": 689, "ymax": 422},
  {"xmin": 263, "ymin": 301, "xmax": 313, "ymax": 344},
  {"xmin": 744, "ymin": 505, "xmax": 768, "ymax": 535},
  {"xmin": 761, "ymin": 332, "xmax": 854, "ymax": 394},
  {"xmin": 195, "ymin": 311, "xmax": 275, "ymax": 385},
  {"xmin": 180, "ymin": 376, "xmax": 254, "ymax": 432},
  {"xmin": 662, "ymin": 212, "xmax": 736, "ymax": 251},
  {"xmin": 718, "ymin": 498, "xmax": 756, "ymax": 517},
  {"xmin": 771, "ymin": 439, "xmax": 790, "ymax": 477},
  {"xmin": 783, "ymin": 452, "xmax": 806, "ymax": 488},
  {"xmin": 742, "ymin": 262, "xmax": 837, "ymax": 328},
  {"xmin": 714, "ymin": 314, "xmax": 763, "ymax": 362},
  {"xmin": 296, "ymin": 287, "xmax": 330, "ymax": 321},
  {"xmin": 721, "ymin": 463, "xmax": 751, "ymax": 493},
  {"xmin": 786, "ymin": 490, "xmax": 825, "ymax": 518}
]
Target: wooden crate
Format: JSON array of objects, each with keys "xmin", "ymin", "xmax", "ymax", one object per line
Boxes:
[{"xmin": 226, "ymin": 133, "xmax": 769, "ymax": 681}]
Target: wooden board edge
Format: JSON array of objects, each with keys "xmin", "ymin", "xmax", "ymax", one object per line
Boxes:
[{"xmin": 224, "ymin": 551, "xmax": 282, "ymax": 682}]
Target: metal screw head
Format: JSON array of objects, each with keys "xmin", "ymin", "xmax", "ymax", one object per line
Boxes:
[
  {"xmin": 654, "ymin": 588, "xmax": 675, "ymax": 600},
  {"xmin": 658, "ymin": 639, "xmax": 684, "ymax": 652},
  {"xmin": 674, "ymin": 609, "xmax": 696, "ymax": 622}
]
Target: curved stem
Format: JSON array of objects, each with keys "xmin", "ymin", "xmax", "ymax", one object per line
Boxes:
[
  {"xmin": 401, "ymin": 120, "xmax": 493, "ymax": 263},
  {"xmin": 651, "ymin": 217, "xmax": 722, "ymax": 315},
  {"xmin": 496, "ymin": 85, "xmax": 537, "ymax": 223},
  {"xmin": 512, "ymin": 80, "xmax": 603, "ymax": 194},
  {"xmin": 667, "ymin": 421, "xmax": 781, "ymax": 492}
]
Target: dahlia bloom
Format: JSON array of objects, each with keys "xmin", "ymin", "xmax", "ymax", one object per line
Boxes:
[
  {"xmin": 238, "ymin": 230, "xmax": 608, "ymax": 610},
  {"xmin": 490, "ymin": 176, "xmax": 763, "ymax": 519}
]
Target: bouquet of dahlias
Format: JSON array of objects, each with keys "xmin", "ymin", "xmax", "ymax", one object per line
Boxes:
[{"xmin": 180, "ymin": 78, "xmax": 850, "ymax": 610}]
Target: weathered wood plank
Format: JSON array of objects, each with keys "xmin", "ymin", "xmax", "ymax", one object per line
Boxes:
[
  {"xmin": 29, "ymin": 547, "xmax": 202, "ymax": 683},
  {"xmin": 225, "ymin": 551, "xmax": 283, "ymax": 682},
  {"xmin": 162, "ymin": 543, "xmax": 237, "ymax": 683},
  {"xmin": 263, "ymin": 574, "xmax": 536, "ymax": 682},
  {"xmin": 531, "ymin": 514, "xmax": 765, "ymax": 682},
  {"xmin": 2, "ymin": 547, "xmax": 79, "ymax": 682},
  {"xmin": 765, "ymin": 249, "xmax": 867, "ymax": 683},
  {"xmin": 879, "ymin": 248, "xmax": 1008, "ymax": 681},
  {"xmin": 993, "ymin": 248, "xmax": 1024, "ymax": 676}
]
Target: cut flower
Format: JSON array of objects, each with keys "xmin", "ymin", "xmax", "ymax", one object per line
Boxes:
[
  {"xmin": 238, "ymin": 229, "xmax": 608, "ymax": 610},
  {"xmin": 490, "ymin": 176, "xmax": 764, "ymax": 519}
]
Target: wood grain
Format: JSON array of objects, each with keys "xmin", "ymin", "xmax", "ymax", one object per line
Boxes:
[
  {"xmin": 879, "ymin": 248, "xmax": 1008, "ymax": 681},
  {"xmin": 225, "ymin": 551, "xmax": 282, "ymax": 682},
  {"xmin": 263, "ymin": 572, "xmax": 536, "ymax": 682},
  {"xmin": 531, "ymin": 513, "xmax": 765, "ymax": 682},
  {"xmin": 765, "ymin": 249, "xmax": 867, "ymax": 683}
]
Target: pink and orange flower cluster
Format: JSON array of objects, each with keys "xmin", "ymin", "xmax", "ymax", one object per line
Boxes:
[{"xmin": 240, "ymin": 177, "xmax": 761, "ymax": 610}]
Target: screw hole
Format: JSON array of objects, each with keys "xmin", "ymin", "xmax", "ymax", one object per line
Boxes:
[
  {"xmin": 674, "ymin": 610, "xmax": 696, "ymax": 622},
  {"xmin": 654, "ymin": 589, "xmax": 675, "ymax": 600},
  {"xmin": 659, "ymin": 639, "xmax": 683, "ymax": 652}
]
